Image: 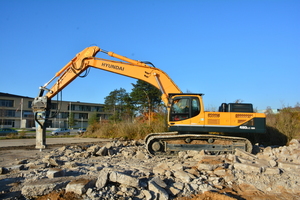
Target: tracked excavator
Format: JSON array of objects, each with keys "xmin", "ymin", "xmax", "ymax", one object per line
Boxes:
[{"xmin": 32, "ymin": 46, "xmax": 266, "ymax": 155}]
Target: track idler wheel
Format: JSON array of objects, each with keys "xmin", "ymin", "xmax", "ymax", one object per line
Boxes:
[{"xmin": 147, "ymin": 140, "xmax": 164, "ymax": 155}]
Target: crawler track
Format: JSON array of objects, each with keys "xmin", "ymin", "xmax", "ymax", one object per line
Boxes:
[{"xmin": 145, "ymin": 132, "xmax": 252, "ymax": 155}]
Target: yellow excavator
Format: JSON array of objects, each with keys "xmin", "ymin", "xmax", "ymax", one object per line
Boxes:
[{"xmin": 32, "ymin": 46, "xmax": 266, "ymax": 154}]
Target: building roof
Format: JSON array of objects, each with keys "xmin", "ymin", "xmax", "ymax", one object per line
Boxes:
[{"xmin": 0, "ymin": 92, "xmax": 33, "ymax": 99}]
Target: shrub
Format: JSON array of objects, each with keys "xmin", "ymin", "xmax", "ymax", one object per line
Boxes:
[
  {"xmin": 265, "ymin": 104, "xmax": 300, "ymax": 145},
  {"xmin": 83, "ymin": 112, "xmax": 167, "ymax": 140}
]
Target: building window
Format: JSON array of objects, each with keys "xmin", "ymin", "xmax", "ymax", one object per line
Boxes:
[
  {"xmin": 5, "ymin": 110, "xmax": 16, "ymax": 117},
  {"xmin": 82, "ymin": 105, "xmax": 91, "ymax": 111},
  {"xmin": 73, "ymin": 105, "xmax": 94, "ymax": 112},
  {"xmin": 49, "ymin": 112, "xmax": 68, "ymax": 119},
  {"xmin": 59, "ymin": 112, "xmax": 69, "ymax": 118},
  {"xmin": 51, "ymin": 103, "xmax": 58, "ymax": 109},
  {"xmin": 28, "ymin": 101, "xmax": 32, "ymax": 108},
  {"xmin": 75, "ymin": 113, "xmax": 88, "ymax": 119},
  {"xmin": 0, "ymin": 99, "xmax": 14, "ymax": 107},
  {"xmin": 91, "ymin": 106, "xmax": 104, "ymax": 112},
  {"xmin": 0, "ymin": 119, "xmax": 15, "ymax": 127}
]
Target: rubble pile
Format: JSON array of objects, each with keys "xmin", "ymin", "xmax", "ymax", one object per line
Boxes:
[{"xmin": 0, "ymin": 139, "xmax": 300, "ymax": 200}]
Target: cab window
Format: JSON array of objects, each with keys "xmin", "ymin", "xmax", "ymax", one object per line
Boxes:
[
  {"xmin": 170, "ymin": 97, "xmax": 200, "ymax": 121},
  {"xmin": 191, "ymin": 98, "xmax": 200, "ymax": 117}
]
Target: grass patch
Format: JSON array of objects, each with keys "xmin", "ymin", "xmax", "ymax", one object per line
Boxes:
[{"xmin": 82, "ymin": 113, "xmax": 167, "ymax": 140}]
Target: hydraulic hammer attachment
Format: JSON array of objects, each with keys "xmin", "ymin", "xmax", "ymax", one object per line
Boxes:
[{"xmin": 32, "ymin": 95, "xmax": 51, "ymax": 149}]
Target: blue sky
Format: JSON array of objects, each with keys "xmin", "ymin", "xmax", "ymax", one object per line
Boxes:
[{"xmin": 0, "ymin": 0, "xmax": 299, "ymax": 110}]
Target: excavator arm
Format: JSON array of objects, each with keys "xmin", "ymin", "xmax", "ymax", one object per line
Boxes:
[{"xmin": 32, "ymin": 46, "xmax": 181, "ymax": 149}]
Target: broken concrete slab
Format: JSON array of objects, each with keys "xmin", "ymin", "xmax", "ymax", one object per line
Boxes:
[
  {"xmin": 21, "ymin": 177, "xmax": 70, "ymax": 198},
  {"xmin": 65, "ymin": 178, "xmax": 96, "ymax": 195},
  {"xmin": 109, "ymin": 171, "xmax": 140, "ymax": 188}
]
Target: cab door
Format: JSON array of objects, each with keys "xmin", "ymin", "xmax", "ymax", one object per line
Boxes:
[{"xmin": 169, "ymin": 95, "xmax": 205, "ymax": 133}]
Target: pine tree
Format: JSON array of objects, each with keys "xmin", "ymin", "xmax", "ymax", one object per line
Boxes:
[
  {"xmin": 130, "ymin": 80, "xmax": 162, "ymax": 114},
  {"xmin": 104, "ymin": 88, "xmax": 132, "ymax": 122}
]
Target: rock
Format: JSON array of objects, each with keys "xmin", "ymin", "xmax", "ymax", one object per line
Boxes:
[
  {"xmin": 168, "ymin": 184, "xmax": 181, "ymax": 196},
  {"xmin": 278, "ymin": 161, "xmax": 300, "ymax": 171},
  {"xmin": 262, "ymin": 146, "xmax": 273, "ymax": 156},
  {"xmin": 178, "ymin": 151, "xmax": 187, "ymax": 158},
  {"xmin": 278, "ymin": 146, "xmax": 290, "ymax": 158},
  {"xmin": 64, "ymin": 161, "xmax": 78, "ymax": 168},
  {"xmin": 108, "ymin": 148, "xmax": 116, "ymax": 156},
  {"xmin": 17, "ymin": 159, "xmax": 27, "ymax": 164},
  {"xmin": 5, "ymin": 164, "xmax": 25, "ymax": 172},
  {"xmin": 86, "ymin": 188, "xmax": 97, "ymax": 199},
  {"xmin": 189, "ymin": 183, "xmax": 199, "ymax": 191},
  {"xmin": 185, "ymin": 167, "xmax": 200, "ymax": 177},
  {"xmin": 105, "ymin": 142, "xmax": 113, "ymax": 149},
  {"xmin": 96, "ymin": 170, "xmax": 109, "ymax": 189},
  {"xmin": 158, "ymin": 162, "xmax": 170, "ymax": 171},
  {"xmin": 148, "ymin": 179, "xmax": 169, "ymax": 200},
  {"xmin": 153, "ymin": 166, "xmax": 166, "ymax": 175},
  {"xmin": 214, "ymin": 167, "xmax": 226, "ymax": 176},
  {"xmin": 42, "ymin": 157, "xmax": 62, "ymax": 167},
  {"xmin": 109, "ymin": 171, "xmax": 139, "ymax": 188},
  {"xmin": 235, "ymin": 148, "xmax": 257, "ymax": 161},
  {"xmin": 269, "ymin": 160, "xmax": 277, "ymax": 167},
  {"xmin": 173, "ymin": 182, "xmax": 184, "ymax": 191},
  {"xmin": 186, "ymin": 150, "xmax": 201, "ymax": 158},
  {"xmin": 47, "ymin": 168, "xmax": 65, "ymax": 178},
  {"xmin": 289, "ymin": 139, "xmax": 300, "ymax": 146},
  {"xmin": 21, "ymin": 178, "xmax": 70, "ymax": 198},
  {"xmin": 151, "ymin": 176, "xmax": 167, "ymax": 188},
  {"xmin": 237, "ymin": 157, "xmax": 255, "ymax": 164},
  {"xmin": 142, "ymin": 189, "xmax": 153, "ymax": 200},
  {"xmin": 58, "ymin": 146, "xmax": 67, "ymax": 152},
  {"xmin": 197, "ymin": 157, "xmax": 222, "ymax": 171},
  {"xmin": 170, "ymin": 163, "xmax": 183, "ymax": 171},
  {"xmin": 96, "ymin": 146, "xmax": 108, "ymax": 156},
  {"xmin": 174, "ymin": 170, "xmax": 191, "ymax": 183},
  {"xmin": 65, "ymin": 178, "xmax": 96, "ymax": 195},
  {"xmin": 122, "ymin": 149, "xmax": 136, "ymax": 158},
  {"xmin": 135, "ymin": 151, "xmax": 146, "ymax": 159},
  {"xmin": 264, "ymin": 167, "xmax": 280, "ymax": 175},
  {"xmin": 233, "ymin": 162, "xmax": 262, "ymax": 173},
  {"xmin": 87, "ymin": 145, "xmax": 100, "ymax": 155}
]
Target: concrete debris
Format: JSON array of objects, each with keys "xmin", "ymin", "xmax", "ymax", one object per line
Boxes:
[
  {"xmin": 109, "ymin": 171, "xmax": 140, "ymax": 188},
  {"xmin": 95, "ymin": 170, "xmax": 109, "ymax": 189},
  {"xmin": 1, "ymin": 139, "xmax": 300, "ymax": 199},
  {"xmin": 65, "ymin": 178, "xmax": 96, "ymax": 195},
  {"xmin": 148, "ymin": 178, "xmax": 169, "ymax": 200}
]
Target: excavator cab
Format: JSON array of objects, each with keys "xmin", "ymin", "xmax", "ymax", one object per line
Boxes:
[{"xmin": 169, "ymin": 94, "xmax": 201, "ymax": 121}]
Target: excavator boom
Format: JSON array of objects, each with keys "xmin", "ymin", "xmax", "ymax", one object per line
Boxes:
[{"xmin": 40, "ymin": 46, "xmax": 181, "ymax": 105}]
